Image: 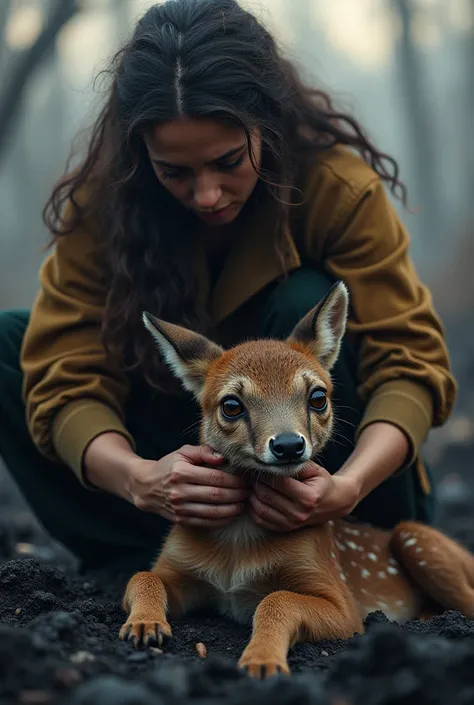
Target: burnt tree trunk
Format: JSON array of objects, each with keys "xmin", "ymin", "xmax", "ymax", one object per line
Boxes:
[{"xmin": 0, "ymin": 0, "xmax": 80, "ymax": 163}]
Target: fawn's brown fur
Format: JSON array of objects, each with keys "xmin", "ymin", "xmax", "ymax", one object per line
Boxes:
[{"xmin": 120, "ymin": 282, "xmax": 474, "ymax": 677}]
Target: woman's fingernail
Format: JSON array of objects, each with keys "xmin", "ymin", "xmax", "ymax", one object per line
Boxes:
[{"xmin": 212, "ymin": 449, "xmax": 223, "ymax": 458}]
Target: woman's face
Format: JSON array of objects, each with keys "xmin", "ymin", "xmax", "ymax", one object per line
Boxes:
[{"xmin": 145, "ymin": 117, "xmax": 261, "ymax": 227}]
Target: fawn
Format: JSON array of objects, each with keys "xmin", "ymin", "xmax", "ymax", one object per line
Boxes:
[{"xmin": 120, "ymin": 281, "xmax": 474, "ymax": 677}]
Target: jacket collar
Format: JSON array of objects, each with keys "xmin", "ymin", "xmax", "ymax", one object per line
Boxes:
[{"xmin": 195, "ymin": 198, "xmax": 302, "ymax": 324}]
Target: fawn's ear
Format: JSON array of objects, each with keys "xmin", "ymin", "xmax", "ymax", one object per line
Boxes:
[
  {"xmin": 142, "ymin": 312, "xmax": 224, "ymax": 398},
  {"xmin": 287, "ymin": 281, "xmax": 349, "ymax": 371}
]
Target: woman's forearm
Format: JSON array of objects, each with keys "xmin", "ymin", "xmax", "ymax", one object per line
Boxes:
[
  {"xmin": 82, "ymin": 432, "xmax": 140, "ymax": 501},
  {"xmin": 335, "ymin": 421, "xmax": 410, "ymax": 502}
]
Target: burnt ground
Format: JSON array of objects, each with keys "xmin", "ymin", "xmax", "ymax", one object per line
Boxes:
[{"xmin": 2, "ymin": 431, "xmax": 474, "ymax": 705}]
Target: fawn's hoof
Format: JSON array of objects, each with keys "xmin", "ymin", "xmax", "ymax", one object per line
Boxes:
[
  {"xmin": 119, "ymin": 618, "xmax": 172, "ymax": 649},
  {"xmin": 238, "ymin": 654, "xmax": 290, "ymax": 678}
]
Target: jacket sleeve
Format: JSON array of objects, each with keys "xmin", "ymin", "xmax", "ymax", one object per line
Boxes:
[
  {"xmin": 304, "ymin": 167, "xmax": 457, "ymax": 466},
  {"xmin": 21, "ymin": 199, "xmax": 135, "ymax": 485}
]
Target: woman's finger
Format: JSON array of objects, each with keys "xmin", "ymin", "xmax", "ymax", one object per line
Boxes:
[
  {"xmin": 170, "ymin": 483, "xmax": 249, "ymax": 506},
  {"xmin": 172, "ymin": 462, "xmax": 247, "ymax": 490},
  {"xmin": 174, "ymin": 501, "xmax": 245, "ymax": 519},
  {"xmin": 178, "ymin": 444, "xmax": 225, "ymax": 466},
  {"xmin": 253, "ymin": 482, "xmax": 298, "ymax": 516},
  {"xmin": 253, "ymin": 479, "xmax": 316, "ymax": 517},
  {"xmin": 248, "ymin": 493, "xmax": 291, "ymax": 529}
]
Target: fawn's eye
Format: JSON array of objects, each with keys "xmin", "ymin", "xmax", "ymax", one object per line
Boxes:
[
  {"xmin": 308, "ymin": 389, "xmax": 328, "ymax": 412},
  {"xmin": 221, "ymin": 396, "xmax": 245, "ymax": 420}
]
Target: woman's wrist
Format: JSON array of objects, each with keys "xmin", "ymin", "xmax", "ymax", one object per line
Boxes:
[
  {"xmin": 83, "ymin": 431, "xmax": 141, "ymax": 501},
  {"xmin": 335, "ymin": 422, "xmax": 410, "ymax": 503}
]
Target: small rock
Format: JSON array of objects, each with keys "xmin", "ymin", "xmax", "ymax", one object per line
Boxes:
[
  {"xmin": 195, "ymin": 642, "xmax": 207, "ymax": 658},
  {"xmin": 321, "ymin": 650, "xmax": 329, "ymax": 656},
  {"xmin": 15, "ymin": 607, "xmax": 22, "ymax": 616},
  {"xmin": 14, "ymin": 543, "xmax": 56, "ymax": 561},
  {"xmin": 16, "ymin": 542, "xmax": 35, "ymax": 555},
  {"xmin": 70, "ymin": 650, "xmax": 96, "ymax": 664}
]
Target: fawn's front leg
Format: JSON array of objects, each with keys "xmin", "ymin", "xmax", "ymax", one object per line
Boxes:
[
  {"xmin": 119, "ymin": 565, "xmax": 206, "ymax": 648},
  {"xmin": 238, "ymin": 590, "xmax": 363, "ymax": 678}
]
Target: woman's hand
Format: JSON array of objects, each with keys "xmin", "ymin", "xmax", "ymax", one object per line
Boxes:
[
  {"xmin": 249, "ymin": 463, "xmax": 360, "ymax": 532},
  {"xmin": 128, "ymin": 444, "xmax": 250, "ymax": 528},
  {"xmin": 249, "ymin": 422, "xmax": 410, "ymax": 532}
]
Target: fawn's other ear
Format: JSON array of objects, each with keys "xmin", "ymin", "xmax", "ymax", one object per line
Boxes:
[
  {"xmin": 287, "ymin": 281, "xmax": 349, "ymax": 371},
  {"xmin": 142, "ymin": 312, "xmax": 224, "ymax": 398}
]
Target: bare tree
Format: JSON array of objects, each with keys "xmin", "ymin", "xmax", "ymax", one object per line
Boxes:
[
  {"xmin": 391, "ymin": 0, "xmax": 444, "ymax": 243},
  {"xmin": 0, "ymin": 0, "xmax": 82, "ymax": 162},
  {"xmin": 115, "ymin": 0, "xmax": 133, "ymax": 42},
  {"xmin": 466, "ymin": 0, "xmax": 474, "ymax": 220},
  {"xmin": 0, "ymin": 0, "xmax": 12, "ymax": 69}
]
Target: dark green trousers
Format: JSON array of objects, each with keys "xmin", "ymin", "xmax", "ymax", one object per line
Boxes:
[{"xmin": 0, "ymin": 269, "xmax": 434, "ymax": 571}]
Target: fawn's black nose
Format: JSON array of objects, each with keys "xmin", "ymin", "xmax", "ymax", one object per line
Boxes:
[{"xmin": 269, "ymin": 433, "xmax": 306, "ymax": 462}]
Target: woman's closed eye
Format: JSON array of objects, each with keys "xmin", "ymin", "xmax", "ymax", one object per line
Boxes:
[
  {"xmin": 160, "ymin": 154, "xmax": 245, "ymax": 180},
  {"xmin": 215, "ymin": 153, "xmax": 245, "ymax": 171},
  {"xmin": 160, "ymin": 166, "xmax": 188, "ymax": 180}
]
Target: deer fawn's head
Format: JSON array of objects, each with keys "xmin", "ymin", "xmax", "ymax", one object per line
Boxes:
[{"xmin": 143, "ymin": 282, "xmax": 348, "ymax": 478}]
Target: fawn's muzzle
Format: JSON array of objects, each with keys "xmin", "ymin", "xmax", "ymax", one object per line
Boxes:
[{"xmin": 269, "ymin": 433, "xmax": 306, "ymax": 463}]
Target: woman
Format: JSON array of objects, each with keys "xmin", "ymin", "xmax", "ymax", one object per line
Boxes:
[{"xmin": 0, "ymin": 0, "xmax": 456, "ymax": 572}]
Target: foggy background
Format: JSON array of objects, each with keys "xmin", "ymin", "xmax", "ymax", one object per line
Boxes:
[{"xmin": 1, "ymin": 0, "xmax": 473, "ymax": 464}]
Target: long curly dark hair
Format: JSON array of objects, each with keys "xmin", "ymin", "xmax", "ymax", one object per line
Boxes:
[{"xmin": 44, "ymin": 0, "xmax": 406, "ymax": 387}]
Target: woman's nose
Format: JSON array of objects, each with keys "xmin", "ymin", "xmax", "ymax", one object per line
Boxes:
[{"xmin": 193, "ymin": 173, "xmax": 222, "ymax": 210}]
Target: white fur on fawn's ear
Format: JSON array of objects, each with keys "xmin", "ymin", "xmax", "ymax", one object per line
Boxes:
[
  {"xmin": 287, "ymin": 281, "xmax": 349, "ymax": 370},
  {"xmin": 142, "ymin": 311, "xmax": 224, "ymax": 398}
]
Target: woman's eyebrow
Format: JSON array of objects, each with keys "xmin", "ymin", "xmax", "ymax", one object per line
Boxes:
[{"xmin": 152, "ymin": 143, "xmax": 247, "ymax": 169}]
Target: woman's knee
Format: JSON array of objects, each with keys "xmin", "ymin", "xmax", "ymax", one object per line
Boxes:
[{"xmin": 259, "ymin": 268, "xmax": 336, "ymax": 339}]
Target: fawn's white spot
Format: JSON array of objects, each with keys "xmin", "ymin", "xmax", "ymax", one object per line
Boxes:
[
  {"xmin": 377, "ymin": 571, "xmax": 386, "ymax": 579},
  {"xmin": 404, "ymin": 538, "xmax": 417, "ymax": 548},
  {"xmin": 415, "ymin": 547, "xmax": 423, "ymax": 554},
  {"xmin": 387, "ymin": 566, "xmax": 399, "ymax": 575},
  {"xmin": 367, "ymin": 553, "xmax": 377, "ymax": 562},
  {"xmin": 361, "ymin": 568, "xmax": 371, "ymax": 579},
  {"xmin": 418, "ymin": 561, "xmax": 427, "ymax": 566},
  {"xmin": 340, "ymin": 572, "xmax": 347, "ymax": 581},
  {"xmin": 346, "ymin": 541, "xmax": 358, "ymax": 550},
  {"xmin": 344, "ymin": 527, "xmax": 360, "ymax": 536}
]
